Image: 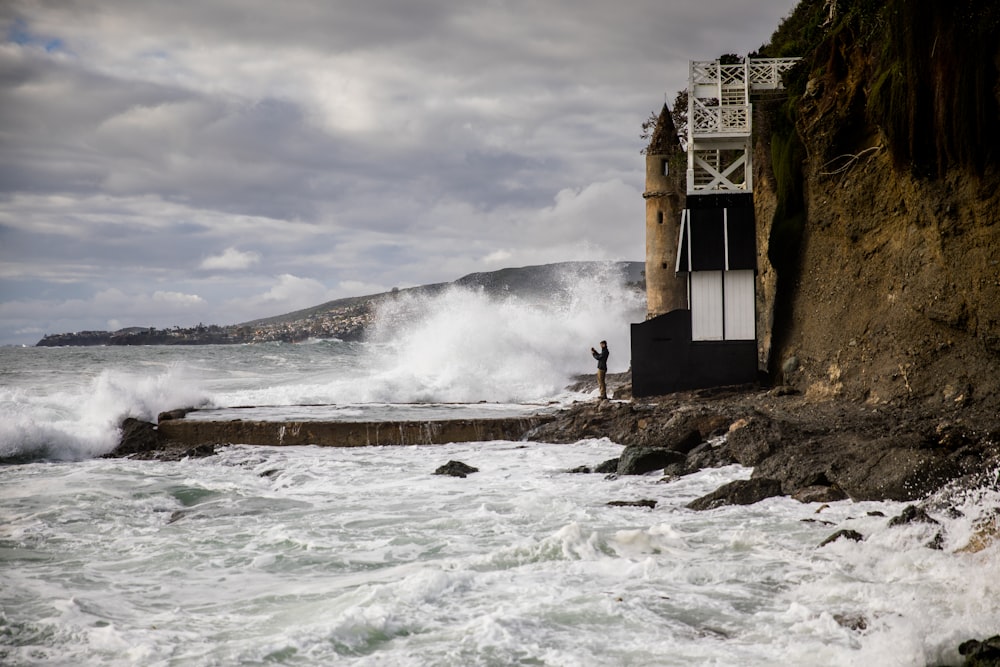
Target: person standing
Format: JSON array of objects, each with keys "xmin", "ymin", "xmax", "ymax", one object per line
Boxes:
[{"xmin": 590, "ymin": 340, "xmax": 609, "ymax": 400}]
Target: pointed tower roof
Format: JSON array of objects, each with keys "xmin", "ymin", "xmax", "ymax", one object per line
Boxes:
[{"xmin": 648, "ymin": 103, "xmax": 681, "ymax": 156}]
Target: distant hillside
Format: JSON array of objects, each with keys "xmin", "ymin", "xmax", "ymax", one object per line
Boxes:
[
  {"xmin": 242, "ymin": 261, "xmax": 643, "ymax": 328},
  {"xmin": 37, "ymin": 261, "xmax": 643, "ymax": 346}
]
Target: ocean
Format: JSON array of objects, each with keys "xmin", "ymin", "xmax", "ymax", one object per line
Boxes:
[{"xmin": 1, "ymin": 278, "xmax": 998, "ymax": 666}]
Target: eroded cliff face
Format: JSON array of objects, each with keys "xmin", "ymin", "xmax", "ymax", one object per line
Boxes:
[{"xmin": 754, "ymin": 2, "xmax": 1000, "ymax": 408}]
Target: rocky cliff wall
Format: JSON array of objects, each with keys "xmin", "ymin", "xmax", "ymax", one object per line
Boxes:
[{"xmin": 754, "ymin": 0, "xmax": 1000, "ymax": 409}]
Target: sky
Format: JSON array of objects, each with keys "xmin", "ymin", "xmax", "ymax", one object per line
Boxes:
[{"xmin": 0, "ymin": 0, "xmax": 800, "ymax": 345}]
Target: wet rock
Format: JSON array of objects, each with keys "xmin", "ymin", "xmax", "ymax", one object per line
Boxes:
[
  {"xmin": 888, "ymin": 505, "xmax": 940, "ymax": 527},
  {"xmin": 819, "ymin": 529, "xmax": 864, "ymax": 547},
  {"xmin": 683, "ymin": 439, "xmax": 736, "ymax": 474},
  {"xmin": 184, "ymin": 444, "xmax": 216, "ymax": 459},
  {"xmin": 434, "ymin": 460, "xmax": 479, "ymax": 478},
  {"xmin": 594, "ymin": 458, "xmax": 619, "ymax": 474},
  {"xmin": 832, "ymin": 613, "xmax": 868, "ymax": 632},
  {"xmin": 686, "ymin": 478, "xmax": 784, "ymax": 511},
  {"xmin": 625, "ymin": 411, "xmax": 729, "ymax": 452},
  {"xmin": 726, "ymin": 414, "xmax": 796, "ymax": 467},
  {"xmin": 926, "ymin": 532, "xmax": 945, "ymax": 550},
  {"xmin": 834, "ymin": 438, "xmax": 962, "ymax": 501},
  {"xmin": 793, "ymin": 485, "xmax": 848, "ymax": 504},
  {"xmin": 110, "ymin": 418, "xmax": 165, "ymax": 456},
  {"xmin": 607, "ymin": 499, "xmax": 657, "ymax": 509},
  {"xmin": 567, "ymin": 457, "xmax": 619, "ymax": 474},
  {"xmin": 959, "ymin": 635, "xmax": 1000, "ymax": 666},
  {"xmin": 617, "ymin": 446, "xmax": 685, "ymax": 476},
  {"xmin": 158, "ymin": 407, "xmax": 198, "ymax": 422},
  {"xmin": 152, "ymin": 443, "xmax": 217, "ymax": 462},
  {"xmin": 956, "ymin": 514, "xmax": 1000, "ymax": 554}
]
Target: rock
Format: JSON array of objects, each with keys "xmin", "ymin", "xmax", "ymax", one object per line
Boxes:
[
  {"xmin": 111, "ymin": 418, "xmax": 165, "ymax": 456},
  {"xmin": 959, "ymin": 635, "xmax": 1000, "ymax": 666},
  {"xmin": 726, "ymin": 414, "xmax": 792, "ymax": 467},
  {"xmin": 625, "ymin": 411, "xmax": 727, "ymax": 451},
  {"xmin": 607, "ymin": 499, "xmax": 657, "ymax": 508},
  {"xmin": 617, "ymin": 446, "xmax": 686, "ymax": 476},
  {"xmin": 793, "ymin": 485, "xmax": 848, "ymax": 504},
  {"xmin": 832, "ymin": 613, "xmax": 868, "ymax": 632},
  {"xmin": 158, "ymin": 407, "xmax": 197, "ymax": 422},
  {"xmin": 594, "ymin": 458, "xmax": 620, "ymax": 474},
  {"xmin": 683, "ymin": 439, "xmax": 736, "ymax": 473},
  {"xmin": 819, "ymin": 529, "xmax": 864, "ymax": 547},
  {"xmin": 434, "ymin": 460, "xmax": 479, "ymax": 478},
  {"xmin": 887, "ymin": 505, "xmax": 939, "ymax": 527},
  {"xmin": 686, "ymin": 478, "xmax": 784, "ymax": 511},
  {"xmin": 184, "ymin": 444, "xmax": 216, "ymax": 459},
  {"xmin": 956, "ymin": 515, "xmax": 1000, "ymax": 554},
  {"xmin": 926, "ymin": 532, "xmax": 945, "ymax": 550}
]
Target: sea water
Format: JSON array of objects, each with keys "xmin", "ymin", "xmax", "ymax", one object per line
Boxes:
[{"xmin": 1, "ymin": 273, "xmax": 998, "ymax": 666}]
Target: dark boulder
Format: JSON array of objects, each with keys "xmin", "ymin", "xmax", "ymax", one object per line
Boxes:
[
  {"xmin": 663, "ymin": 439, "xmax": 733, "ymax": 478},
  {"xmin": 887, "ymin": 505, "xmax": 939, "ymax": 527},
  {"xmin": 749, "ymin": 429, "xmax": 965, "ymax": 501},
  {"xmin": 434, "ymin": 460, "xmax": 479, "ymax": 478},
  {"xmin": 686, "ymin": 478, "xmax": 784, "ymax": 510},
  {"xmin": 111, "ymin": 418, "xmax": 165, "ymax": 456},
  {"xmin": 793, "ymin": 485, "xmax": 848, "ymax": 504},
  {"xmin": 832, "ymin": 441, "xmax": 962, "ymax": 501},
  {"xmin": 959, "ymin": 635, "xmax": 1000, "ymax": 666},
  {"xmin": 158, "ymin": 407, "xmax": 197, "ymax": 422},
  {"xmin": 524, "ymin": 401, "xmax": 640, "ymax": 443},
  {"xmin": 726, "ymin": 414, "xmax": 794, "ymax": 466},
  {"xmin": 566, "ymin": 457, "xmax": 619, "ymax": 474},
  {"xmin": 621, "ymin": 410, "xmax": 729, "ymax": 451},
  {"xmin": 819, "ymin": 529, "xmax": 864, "ymax": 547},
  {"xmin": 594, "ymin": 457, "xmax": 620, "ymax": 474},
  {"xmin": 607, "ymin": 499, "xmax": 657, "ymax": 508},
  {"xmin": 617, "ymin": 446, "xmax": 685, "ymax": 476}
]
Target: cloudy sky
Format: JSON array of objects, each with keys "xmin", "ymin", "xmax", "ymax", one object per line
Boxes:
[{"xmin": 0, "ymin": 0, "xmax": 798, "ymax": 345}]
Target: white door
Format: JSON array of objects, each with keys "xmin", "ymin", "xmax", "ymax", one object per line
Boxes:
[
  {"xmin": 691, "ymin": 271, "xmax": 723, "ymax": 341},
  {"xmin": 724, "ymin": 270, "xmax": 755, "ymax": 340}
]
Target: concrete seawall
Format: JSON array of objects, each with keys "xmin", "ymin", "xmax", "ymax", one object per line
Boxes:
[{"xmin": 157, "ymin": 415, "xmax": 557, "ymax": 447}]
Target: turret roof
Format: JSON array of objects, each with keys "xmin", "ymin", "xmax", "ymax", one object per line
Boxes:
[{"xmin": 648, "ymin": 103, "xmax": 681, "ymax": 156}]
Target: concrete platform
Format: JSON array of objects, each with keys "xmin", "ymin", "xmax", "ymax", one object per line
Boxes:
[{"xmin": 157, "ymin": 406, "xmax": 557, "ymax": 447}]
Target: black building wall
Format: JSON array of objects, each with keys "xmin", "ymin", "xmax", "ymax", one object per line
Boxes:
[{"xmin": 631, "ymin": 309, "xmax": 759, "ymax": 397}]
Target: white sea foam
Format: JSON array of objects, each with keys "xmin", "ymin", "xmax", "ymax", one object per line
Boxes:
[
  {"xmin": 1, "ymin": 438, "xmax": 998, "ymax": 666},
  {"xmin": 0, "ymin": 362, "xmax": 207, "ymax": 461},
  {"xmin": 359, "ymin": 263, "xmax": 643, "ymax": 403}
]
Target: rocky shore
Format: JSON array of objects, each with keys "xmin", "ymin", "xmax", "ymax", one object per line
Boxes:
[
  {"xmin": 532, "ymin": 381, "xmax": 1000, "ymax": 506},
  {"xmin": 113, "ymin": 377, "xmax": 1000, "ymax": 513}
]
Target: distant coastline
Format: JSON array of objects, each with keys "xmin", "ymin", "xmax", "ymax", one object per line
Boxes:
[{"xmin": 35, "ymin": 261, "xmax": 644, "ymax": 347}]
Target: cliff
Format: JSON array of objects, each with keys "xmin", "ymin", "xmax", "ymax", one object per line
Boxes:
[{"xmin": 752, "ymin": 0, "xmax": 1000, "ymax": 409}]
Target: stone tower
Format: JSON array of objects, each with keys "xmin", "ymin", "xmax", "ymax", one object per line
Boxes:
[{"xmin": 643, "ymin": 104, "xmax": 687, "ymax": 318}]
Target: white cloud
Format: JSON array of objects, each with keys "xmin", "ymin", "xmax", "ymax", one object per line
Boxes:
[
  {"xmin": 200, "ymin": 248, "xmax": 261, "ymax": 271},
  {"xmin": 482, "ymin": 249, "xmax": 513, "ymax": 265},
  {"xmin": 152, "ymin": 290, "xmax": 205, "ymax": 305},
  {"xmin": 243, "ymin": 274, "xmax": 334, "ymax": 312}
]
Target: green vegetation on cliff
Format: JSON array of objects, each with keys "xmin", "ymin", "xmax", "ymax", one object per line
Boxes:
[{"xmin": 761, "ymin": 0, "xmax": 1000, "ymax": 176}]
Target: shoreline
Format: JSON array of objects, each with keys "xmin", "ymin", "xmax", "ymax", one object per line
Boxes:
[{"xmin": 114, "ymin": 378, "xmax": 1000, "ymax": 508}]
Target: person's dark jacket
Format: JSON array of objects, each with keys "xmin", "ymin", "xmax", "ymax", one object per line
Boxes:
[{"xmin": 593, "ymin": 346, "xmax": 609, "ymax": 371}]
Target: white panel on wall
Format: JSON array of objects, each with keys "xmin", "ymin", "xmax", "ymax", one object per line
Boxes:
[
  {"xmin": 724, "ymin": 270, "xmax": 756, "ymax": 340},
  {"xmin": 691, "ymin": 271, "xmax": 723, "ymax": 341}
]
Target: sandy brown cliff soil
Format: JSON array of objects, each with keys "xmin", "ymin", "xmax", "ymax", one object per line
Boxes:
[{"xmin": 753, "ymin": 36, "xmax": 1000, "ymax": 412}]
